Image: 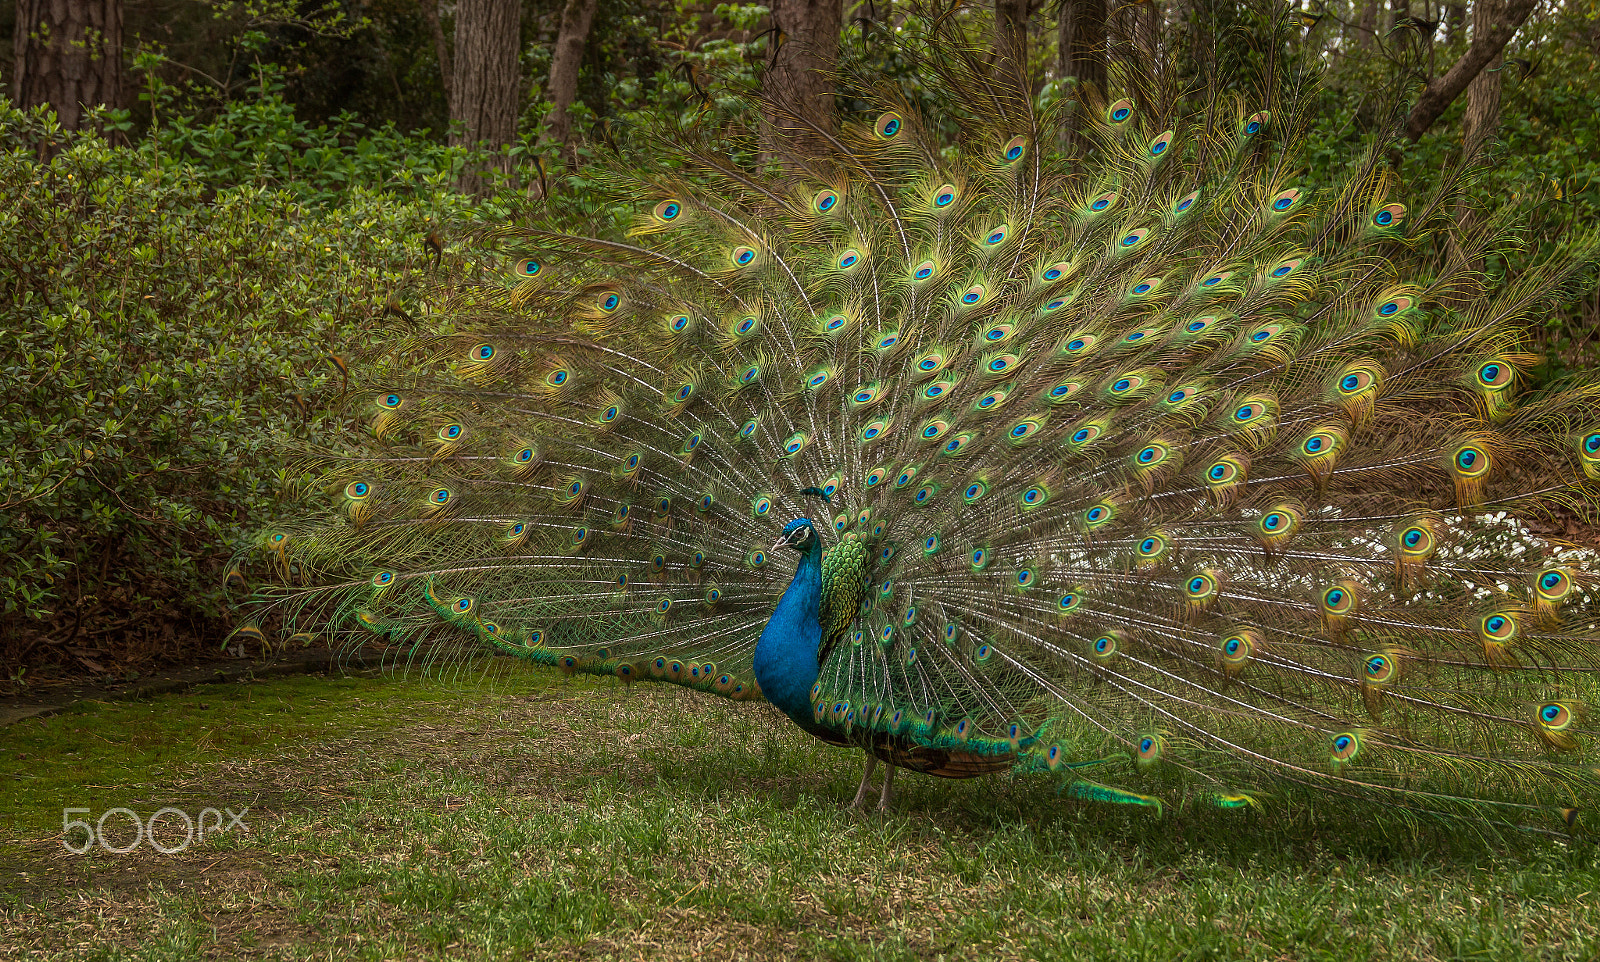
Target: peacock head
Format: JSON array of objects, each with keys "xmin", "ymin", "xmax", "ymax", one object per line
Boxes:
[{"xmin": 773, "ymin": 518, "xmax": 818, "ymax": 552}]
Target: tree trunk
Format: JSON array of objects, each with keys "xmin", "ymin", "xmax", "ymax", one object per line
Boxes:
[
  {"xmin": 992, "ymin": 0, "xmax": 1030, "ymax": 103},
  {"xmin": 1403, "ymin": 0, "xmax": 1534, "ymax": 141},
  {"xmin": 759, "ymin": 0, "xmax": 842, "ymax": 164},
  {"xmin": 1058, "ymin": 0, "xmax": 1106, "ymax": 148},
  {"xmin": 1450, "ymin": 0, "xmax": 1508, "ymax": 269},
  {"xmin": 13, "ymin": 0, "xmax": 122, "ymax": 130},
  {"xmin": 1445, "ymin": 2, "xmax": 1467, "ymax": 42},
  {"xmin": 449, "ymin": 0, "xmax": 522, "ymax": 193},
  {"xmin": 542, "ymin": 0, "xmax": 599, "ymax": 167},
  {"xmin": 1460, "ymin": 0, "xmax": 1504, "ymax": 155},
  {"xmin": 1058, "ymin": 0, "xmax": 1107, "ymax": 89},
  {"xmin": 1356, "ymin": 0, "xmax": 1379, "ymax": 49},
  {"xmin": 421, "ymin": 0, "xmax": 452, "ymax": 102}
]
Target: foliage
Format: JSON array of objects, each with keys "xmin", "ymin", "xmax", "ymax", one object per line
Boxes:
[
  {"xmin": 111, "ymin": 49, "xmax": 466, "ymax": 205},
  {"xmin": 0, "ymin": 99, "xmax": 480, "ymax": 674}
]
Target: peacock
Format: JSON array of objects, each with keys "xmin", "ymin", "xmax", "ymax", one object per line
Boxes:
[{"xmin": 242, "ymin": 23, "xmax": 1600, "ymax": 830}]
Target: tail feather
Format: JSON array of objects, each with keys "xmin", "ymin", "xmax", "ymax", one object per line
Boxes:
[{"xmin": 243, "ymin": 22, "xmax": 1600, "ymax": 830}]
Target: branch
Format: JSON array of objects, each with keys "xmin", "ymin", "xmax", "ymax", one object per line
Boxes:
[{"xmin": 1403, "ymin": 0, "xmax": 1536, "ymax": 141}]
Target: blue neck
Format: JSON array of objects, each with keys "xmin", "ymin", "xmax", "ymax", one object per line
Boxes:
[{"xmin": 753, "ymin": 541, "xmax": 824, "ymax": 731}]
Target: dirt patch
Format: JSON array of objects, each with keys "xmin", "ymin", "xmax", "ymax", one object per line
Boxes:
[{"xmin": 0, "ymin": 647, "xmax": 362, "ymax": 727}]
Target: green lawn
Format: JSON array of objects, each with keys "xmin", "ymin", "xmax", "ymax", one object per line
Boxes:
[{"xmin": 2, "ymin": 666, "xmax": 1597, "ymax": 960}]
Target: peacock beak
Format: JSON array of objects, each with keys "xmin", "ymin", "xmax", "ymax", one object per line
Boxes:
[{"xmin": 773, "ymin": 527, "xmax": 808, "ymax": 551}]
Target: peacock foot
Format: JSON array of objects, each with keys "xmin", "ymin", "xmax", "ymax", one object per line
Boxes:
[{"xmin": 846, "ymin": 752, "xmax": 896, "ymax": 812}]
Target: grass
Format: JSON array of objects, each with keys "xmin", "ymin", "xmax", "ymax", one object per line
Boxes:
[{"xmin": 2, "ymin": 665, "xmax": 1599, "ymax": 960}]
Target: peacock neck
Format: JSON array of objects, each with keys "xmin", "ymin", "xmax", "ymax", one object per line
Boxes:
[{"xmin": 753, "ymin": 540, "xmax": 824, "ymax": 731}]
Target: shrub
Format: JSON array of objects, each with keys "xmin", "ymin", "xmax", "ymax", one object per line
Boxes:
[{"xmin": 0, "ymin": 100, "xmax": 479, "ymax": 679}]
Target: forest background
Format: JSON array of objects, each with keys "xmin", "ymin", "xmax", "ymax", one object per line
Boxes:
[{"xmin": 3, "ymin": 0, "xmax": 1599, "ymax": 688}]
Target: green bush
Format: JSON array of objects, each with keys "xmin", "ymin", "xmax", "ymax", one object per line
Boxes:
[
  {"xmin": 137, "ymin": 92, "xmax": 466, "ymax": 206},
  {"xmin": 0, "ymin": 100, "xmax": 480, "ymax": 677}
]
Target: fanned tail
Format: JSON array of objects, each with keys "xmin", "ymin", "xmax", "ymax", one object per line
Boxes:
[{"xmin": 242, "ymin": 11, "xmax": 1600, "ymax": 831}]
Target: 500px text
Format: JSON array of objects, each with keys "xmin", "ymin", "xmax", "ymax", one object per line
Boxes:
[{"xmin": 61, "ymin": 807, "xmax": 250, "ymax": 854}]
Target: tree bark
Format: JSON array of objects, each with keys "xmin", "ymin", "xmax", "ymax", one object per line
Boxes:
[
  {"xmin": 992, "ymin": 0, "xmax": 1030, "ymax": 103},
  {"xmin": 421, "ymin": 0, "xmax": 452, "ymax": 102},
  {"xmin": 1058, "ymin": 0, "xmax": 1107, "ymax": 89},
  {"xmin": 1356, "ymin": 0, "xmax": 1379, "ymax": 49},
  {"xmin": 542, "ymin": 0, "xmax": 599, "ymax": 167},
  {"xmin": 759, "ymin": 0, "xmax": 842, "ymax": 164},
  {"xmin": 1403, "ymin": 0, "xmax": 1534, "ymax": 141},
  {"xmin": 449, "ymin": 0, "xmax": 522, "ymax": 192},
  {"xmin": 13, "ymin": 0, "xmax": 122, "ymax": 130},
  {"xmin": 1460, "ymin": 0, "xmax": 1504, "ymax": 155},
  {"xmin": 1058, "ymin": 0, "xmax": 1106, "ymax": 147},
  {"xmin": 1445, "ymin": 2, "xmax": 1467, "ymax": 42}
]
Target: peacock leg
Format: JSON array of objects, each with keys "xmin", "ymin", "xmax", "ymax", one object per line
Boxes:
[
  {"xmin": 877, "ymin": 762, "xmax": 896, "ymax": 812},
  {"xmin": 847, "ymin": 752, "xmax": 878, "ymax": 809}
]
